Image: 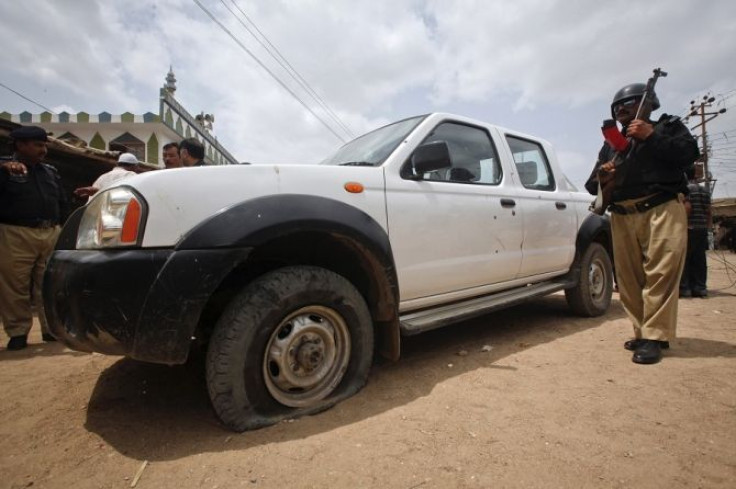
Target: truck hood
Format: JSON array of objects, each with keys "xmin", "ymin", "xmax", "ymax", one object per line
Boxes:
[{"xmin": 98, "ymin": 164, "xmax": 388, "ymax": 248}]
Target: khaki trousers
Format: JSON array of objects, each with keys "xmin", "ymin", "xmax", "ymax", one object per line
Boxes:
[
  {"xmin": 0, "ymin": 223, "xmax": 60, "ymax": 337},
  {"xmin": 610, "ymin": 197, "xmax": 687, "ymax": 341}
]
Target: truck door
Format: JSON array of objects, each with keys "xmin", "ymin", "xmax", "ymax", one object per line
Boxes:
[
  {"xmin": 386, "ymin": 121, "xmax": 523, "ymax": 303},
  {"xmin": 504, "ymin": 134, "xmax": 576, "ymax": 278}
]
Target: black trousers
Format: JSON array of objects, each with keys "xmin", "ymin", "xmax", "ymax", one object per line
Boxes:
[{"xmin": 680, "ymin": 228, "xmax": 708, "ymax": 294}]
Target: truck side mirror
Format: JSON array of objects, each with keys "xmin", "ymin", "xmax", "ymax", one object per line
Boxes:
[{"xmin": 410, "ymin": 141, "xmax": 451, "ymax": 179}]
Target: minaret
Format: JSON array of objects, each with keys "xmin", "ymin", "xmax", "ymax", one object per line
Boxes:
[{"xmin": 164, "ymin": 66, "xmax": 177, "ymax": 96}]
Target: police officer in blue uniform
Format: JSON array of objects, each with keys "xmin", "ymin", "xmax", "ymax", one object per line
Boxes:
[{"xmin": 0, "ymin": 125, "xmax": 66, "ymax": 350}]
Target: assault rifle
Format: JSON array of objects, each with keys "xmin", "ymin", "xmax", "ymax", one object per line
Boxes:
[{"xmin": 591, "ymin": 68, "xmax": 667, "ymax": 215}]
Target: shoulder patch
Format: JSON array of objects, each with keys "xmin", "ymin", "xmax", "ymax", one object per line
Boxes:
[
  {"xmin": 658, "ymin": 113, "xmax": 681, "ymax": 125},
  {"xmin": 42, "ymin": 163, "xmax": 60, "ymax": 174}
]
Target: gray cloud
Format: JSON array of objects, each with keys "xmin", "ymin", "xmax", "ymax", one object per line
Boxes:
[{"xmin": 1, "ymin": 0, "xmax": 735, "ymax": 194}]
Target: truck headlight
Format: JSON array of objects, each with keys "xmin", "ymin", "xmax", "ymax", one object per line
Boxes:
[{"xmin": 77, "ymin": 187, "xmax": 146, "ymax": 249}]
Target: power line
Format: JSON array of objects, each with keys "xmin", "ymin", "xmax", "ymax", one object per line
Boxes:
[
  {"xmin": 708, "ymin": 130, "xmax": 736, "ymax": 143},
  {"xmin": 715, "ymin": 89, "xmax": 736, "ymax": 102},
  {"xmin": 192, "ymin": 0, "xmax": 348, "ymax": 143},
  {"xmin": 221, "ymin": 0, "xmax": 354, "ymax": 138},
  {"xmin": 710, "ymin": 141, "xmax": 736, "ymax": 148},
  {"xmin": 0, "ymin": 81, "xmax": 56, "ymax": 114},
  {"xmin": 223, "ymin": 0, "xmax": 355, "ymax": 139}
]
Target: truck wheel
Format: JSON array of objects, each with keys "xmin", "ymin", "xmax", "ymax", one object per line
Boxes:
[
  {"xmin": 565, "ymin": 242, "xmax": 613, "ymax": 317},
  {"xmin": 206, "ymin": 266, "xmax": 374, "ymax": 431}
]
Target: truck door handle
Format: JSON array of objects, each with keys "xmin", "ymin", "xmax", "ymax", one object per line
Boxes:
[
  {"xmin": 555, "ymin": 202, "xmax": 567, "ymax": 210},
  {"xmin": 500, "ymin": 198, "xmax": 516, "ymax": 208}
]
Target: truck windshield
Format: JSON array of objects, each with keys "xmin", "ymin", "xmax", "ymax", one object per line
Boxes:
[{"xmin": 321, "ymin": 115, "xmax": 426, "ymax": 167}]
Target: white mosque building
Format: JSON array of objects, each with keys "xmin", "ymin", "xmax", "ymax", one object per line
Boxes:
[{"xmin": 0, "ymin": 69, "xmax": 238, "ymax": 167}]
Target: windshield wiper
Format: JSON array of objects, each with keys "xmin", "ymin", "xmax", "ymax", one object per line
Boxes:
[{"xmin": 338, "ymin": 161, "xmax": 375, "ymax": 167}]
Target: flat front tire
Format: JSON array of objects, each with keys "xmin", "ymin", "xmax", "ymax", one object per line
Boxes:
[{"xmin": 206, "ymin": 266, "xmax": 373, "ymax": 431}]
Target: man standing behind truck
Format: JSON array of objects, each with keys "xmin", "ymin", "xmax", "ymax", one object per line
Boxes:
[
  {"xmin": 73, "ymin": 152, "xmax": 139, "ymax": 200},
  {"xmin": 179, "ymin": 138, "xmax": 206, "ymax": 167},
  {"xmin": 162, "ymin": 142, "xmax": 182, "ymax": 169}
]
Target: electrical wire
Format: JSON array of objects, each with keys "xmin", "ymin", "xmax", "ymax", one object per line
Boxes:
[
  {"xmin": 681, "ymin": 89, "xmax": 734, "ymax": 122},
  {"xmin": 0, "ymin": 81, "xmax": 56, "ymax": 114},
  {"xmin": 223, "ymin": 0, "xmax": 355, "ymax": 139},
  {"xmin": 192, "ymin": 0, "xmax": 348, "ymax": 143},
  {"xmin": 708, "ymin": 251, "xmax": 736, "ymax": 292}
]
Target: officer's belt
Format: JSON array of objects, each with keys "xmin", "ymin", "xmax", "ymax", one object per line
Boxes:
[
  {"xmin": 608, "ymin": 193, "xmax": 676, "ymax": 215},
  {"xmin": 0, "ymin": 218, "xmax": 58, "ymax": 229}
]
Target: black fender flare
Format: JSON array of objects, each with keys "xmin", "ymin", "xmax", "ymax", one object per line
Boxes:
[
  {"xmin": 178, "ymin": 194, "xmax": 391, "ymax": 256},
  {"xmin": 178, "ymin": 193, "xmax": 400, "ymax": 335},
  {"xmin": 565, "ymin": 213, "xmax": 613, "ymax": 283}
]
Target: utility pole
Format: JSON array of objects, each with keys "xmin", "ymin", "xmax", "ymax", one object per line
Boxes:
[{"xmin": 688, "ymin": 95, "xmax": 727, "ymax": 194}]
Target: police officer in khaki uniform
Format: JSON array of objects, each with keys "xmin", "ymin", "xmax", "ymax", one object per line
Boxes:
[
  {"xmin": 585, "ymin": 83, "xmax": 699, "ymax": 364},
  {"xmin": 0, "ymin": 125, "xmax": 65, "ymax": 350}
]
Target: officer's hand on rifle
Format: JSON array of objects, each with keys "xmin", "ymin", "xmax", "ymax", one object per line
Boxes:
[
  {"xmin": 627, "ymin": 119, "xmax": 654, "ymax": 141},
  {"xmin": 597, "ymin": 160, "xmax": 616, "ymax": 185}
]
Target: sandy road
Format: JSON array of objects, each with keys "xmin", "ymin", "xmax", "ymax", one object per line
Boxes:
[{"xmin": 1, "ymin": 252, "xmax": 735, "ymax": 489}]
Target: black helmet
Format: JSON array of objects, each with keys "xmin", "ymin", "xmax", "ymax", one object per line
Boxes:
[{"xmin": 611, "ymin": 83, "xmax": 660, "ymax": 118}]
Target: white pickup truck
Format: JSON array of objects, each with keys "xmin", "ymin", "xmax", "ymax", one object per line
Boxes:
[{"xmin": 44, "ymin": 113, "xmax": 613, "ymax": 431}]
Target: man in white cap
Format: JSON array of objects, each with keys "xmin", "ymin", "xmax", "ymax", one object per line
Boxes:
[{"xmin": 74, "ymin": 152, "xmax": 139, "ymax": 199}]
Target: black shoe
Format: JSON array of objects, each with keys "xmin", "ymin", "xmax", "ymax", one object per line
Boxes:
[
  {"xmin": 692, "ymin": 290, "xmax": 708, "ymax": 298},
  {"xmin": 624, "ymin": 339, "xmax": 669, "ymax": 351},
  {"xmin": 42, "ymin": 333, "xmax": 57, "ymax": 342},
  {"xmin": 7, "ymin": 335, "xmax": 28, "ymax": 351},
  {"xmin": 679, "ymin": 289, "xmax": 692, "ymax": 298},
  {"xmin": 632, "ymin": 340, "xmax": 662, "ymax": 364}
]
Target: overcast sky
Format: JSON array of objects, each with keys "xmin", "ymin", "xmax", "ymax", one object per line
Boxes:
[{"xmin": 1, "ymin": 0, "xmax": 735, "ymax": 197}]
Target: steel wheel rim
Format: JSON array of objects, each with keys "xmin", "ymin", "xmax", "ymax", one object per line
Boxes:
[
  {"xmin": 588, "ymin": 257, "xmax": 606, "ymax": 302},
  {"xmin": 263, "ymin": 305, "xmax": 351, "ymax": 408}
]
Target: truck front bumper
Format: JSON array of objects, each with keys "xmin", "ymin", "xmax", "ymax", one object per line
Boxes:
[{"xmin": 43, "ymin": 247, "xmax": 251, "ymax": 364}]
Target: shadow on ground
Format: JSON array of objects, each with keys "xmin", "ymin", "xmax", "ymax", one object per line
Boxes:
[
  {"xmin": 0, "ymin": 341, "xmax": 90, "ymax": 360},
  {"xmin": 666, "ymin": 337, "xmax": 736, "ymax": 359},
  {"xmin": 85, "ymin": 295, "xmax": 630, "ymax": 461}
]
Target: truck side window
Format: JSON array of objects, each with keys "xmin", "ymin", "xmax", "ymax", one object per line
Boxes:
[
  {"xmin": 505, "ymin": 135, "xmax": 556, "ymax": 191},
  {"xmin": 422, "ymin": 123, "xmax": 502, "ymax": 185}
]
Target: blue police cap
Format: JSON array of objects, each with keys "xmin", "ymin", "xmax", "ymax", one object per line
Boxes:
[{"xmin": 9, "ymin": 125, "xmax": 48, "ymax": 141}]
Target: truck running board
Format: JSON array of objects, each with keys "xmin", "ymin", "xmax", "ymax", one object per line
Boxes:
[{"xmin": 399, "ymin": 280, "xmax": 571, "ymax": 336}]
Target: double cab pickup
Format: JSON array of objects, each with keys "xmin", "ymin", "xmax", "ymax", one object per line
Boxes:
[{"xmin": 44, "ymin": 113, "xmax": 613, "ymax": 431}]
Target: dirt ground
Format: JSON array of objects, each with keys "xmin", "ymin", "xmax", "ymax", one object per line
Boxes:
[{"xmin": 1, "ymin": 252, "xmax": 735, "ymax": 489}]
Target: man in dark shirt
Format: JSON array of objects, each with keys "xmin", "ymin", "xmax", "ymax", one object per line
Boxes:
[
  {"xmin": 179, "ymin": 138, "xmax": 206, "ymax": 167},
  {"xmin": 585, "ymin": 82, "xmax": 699, "ymax": 364},
  {"xmin": 680, "ymin": 170, "xmax": 712, "ymax": 298},
  {"xmin": 0, "ymin": 125, "xmax": 65, "ymax": 350}
]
